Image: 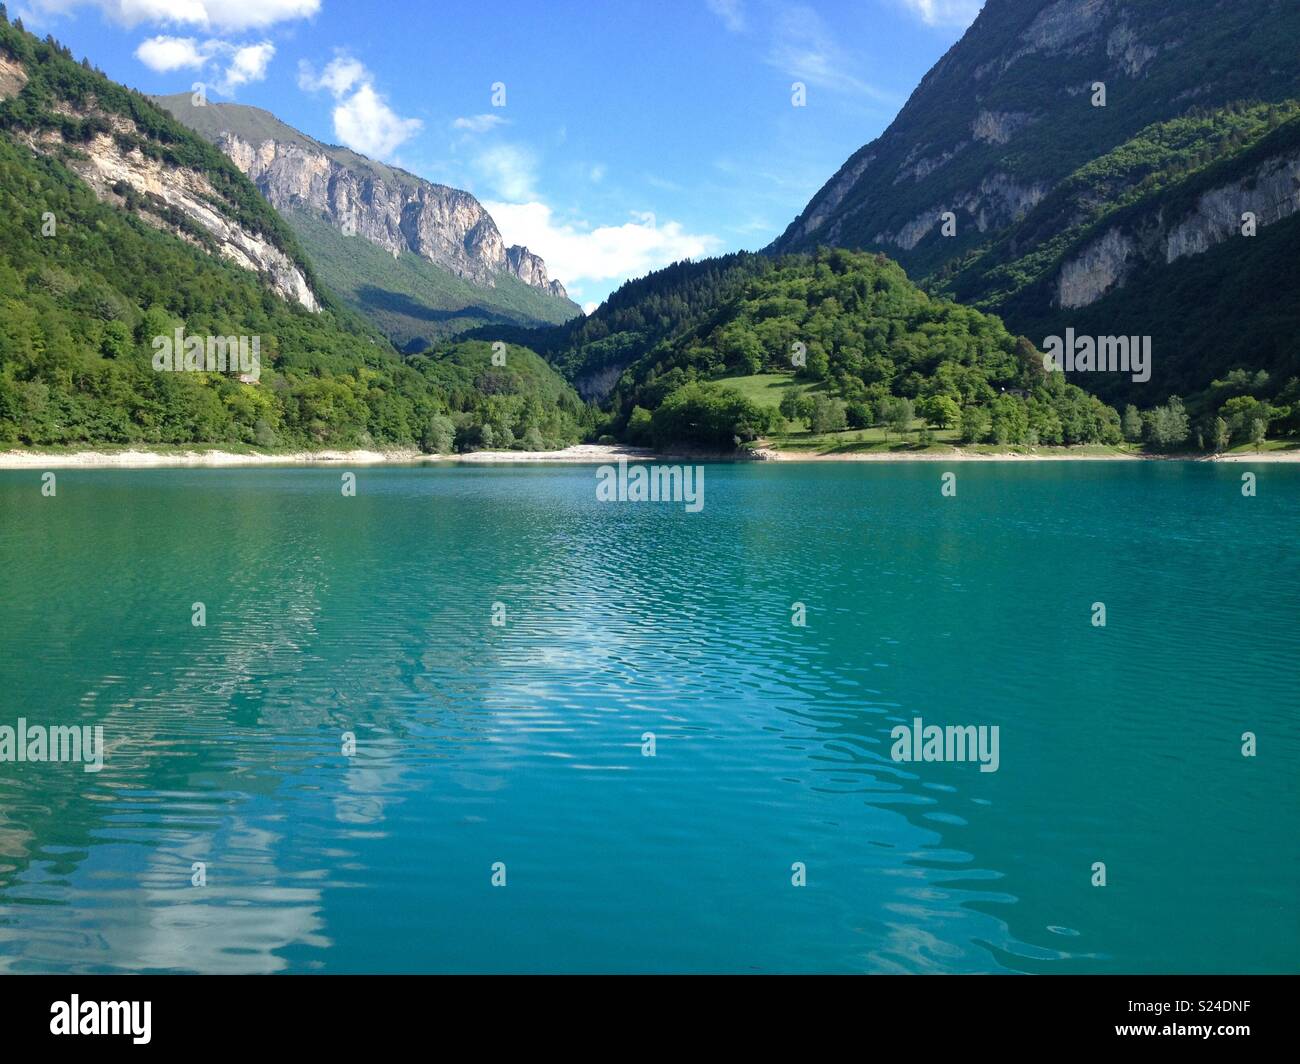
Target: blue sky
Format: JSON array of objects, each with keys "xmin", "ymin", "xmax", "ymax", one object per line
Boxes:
[{"xmin": 14, "ymin": 0, "xmax": 985, "ymax": 307}]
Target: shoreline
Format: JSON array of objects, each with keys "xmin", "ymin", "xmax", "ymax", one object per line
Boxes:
[
  {"xmin": 756, "ymin": 446, "xmax": 1300, "ymax": 463},
  {"xmin": 0, "ymin": 443, "xmax": 660, "ymax": 469},
  {"xmin": 0, "ymin": 442, "xmax": 1295, "ymax": 469}
]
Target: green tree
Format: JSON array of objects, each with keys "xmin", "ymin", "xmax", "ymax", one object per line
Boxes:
[
  {"xmin": 846, "ymin": 400, "xmax": 873, "ymax": 429},
  {"xmin": 1122, "ymin": 404, "xmax": 1142, "ymax": 442},
  {"xmin": 1212, "ymin": 416, "xmax": 1230, "ymax": 453},
  {"xmin": 885, "ymin": 397, "xmax": 914, "ymax": 439},
  {"xmin": 959, "ymin": 405, "xmax": 990, "ymax": 444},
  {"xmin": 809, "ymin": 395, "xmax": 848, "ymax": 434},
  {"xmin": 919, "ymin": 395, "xmax": 960, "ymax": 430},
  {"xmin": 778, "ymin": 389, "xmax": 803, "ymax": 425},
  {"xmin": 1250, "ymin": 417, "xmax": 1267, "ymax": 451},
  {"xmin": 625, "ymin": 405, "xmax": 654, "ymax": 445}
]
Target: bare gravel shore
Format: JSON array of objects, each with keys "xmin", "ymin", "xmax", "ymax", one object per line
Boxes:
[
  {"xmin": 0, "ymin": 444, "xmax": 655, "ymax": 469},
  {"xmin": 1, "ymin": 443, "xmax": 1295, "ymax": 468}
]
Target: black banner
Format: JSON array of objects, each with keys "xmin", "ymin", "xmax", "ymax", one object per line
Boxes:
[{"xmin": 0, "ymin": 974, "xmax": 1289, "ymax": 1051}]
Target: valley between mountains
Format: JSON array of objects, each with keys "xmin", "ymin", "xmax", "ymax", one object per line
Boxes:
[{"xmin": 2, "ymin": 0, "xmax": 1299, "ymax": 464}]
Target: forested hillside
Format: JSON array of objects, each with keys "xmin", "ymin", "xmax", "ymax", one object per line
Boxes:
[
  {"xmin": 0, "ymin": 14, "xmax": 584, "ymax": 452},
  {"xmin": 769, "ymin": 0, "xmax": 1300, "ymax": 420},
  {"xmin": 601, "ymin": 249, "xmax": 1124, "ymax": 450},
  {"xmin": 473, "ymin": 252, "xmax": 773, "ymax": 400}
]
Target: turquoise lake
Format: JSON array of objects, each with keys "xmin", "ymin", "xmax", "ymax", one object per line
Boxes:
[{"xmin": 0, "ymin": 461, "xmax": 1295, "ymax": 973}]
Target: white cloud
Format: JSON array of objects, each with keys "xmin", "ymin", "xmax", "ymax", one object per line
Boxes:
[
  {"xmin": 134, "ymin": 34, "xmax": 273, "ymax": 93},
  {"xmin": 223, "ymin": 41, "xmax": 273, "ymax": 90},
  {"xmin": 298, "ymin": 55, "xmax": 422, "ymax": 161},
  {"xmin": 472, "ymin": 143, "xmax": 539, "ymax": 202},
  {"xmin": 452, "ymin": 114, "xmax": 508, "ymax": 134},
  {"xmin": 23, "ymin": 0, "xmax": 320, "ymax": 32},
  {"xmin": 332, "ymin": 84, "xmax": 422, "ymax": 160},
  {"xmin": 705, "ymin": 0, "xmax": 745, "ymax": 33},
  {"xmin": 297, "ymin": 54, "xmax": 366, "ymax": 96},
  {"xmin": 484, "ymin": 200, "xmax": 721, "ymax": 298},
  {"xmin": 135, "ymin": 34, "xmax": 208, "ymax": 71},
  {"xmin": 898, "ymin": 0, "xmax": 985, "ymax": 28},
  {"xmin": 768, "ymin": 5, "xmax": 893, "ymax": 100}
]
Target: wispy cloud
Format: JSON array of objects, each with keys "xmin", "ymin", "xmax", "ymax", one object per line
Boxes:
[
  {"xmin": 452, "ymin": 114, "xmax": 509, "ymax": 134},
  {"xmin": 135, "ymin": 35, "xmax": 273, "ymax": 94},
  {"xmin": 705, "ymin": 0, "xmax": 746, "ymax": 33},
  {"xmin": 897, "ymin": 0, "xmax": 985, "ymax": 29},
  {"xmin": 298, "ymin": 54, "xmax": 422, "ymax": 161},
  {"xmin": 767, "ymin": 5, "xmax": 894, "ymax": 101},
  {"xmin": 22, "ymin": 0, "xmax": 320, "ymax": 32}
]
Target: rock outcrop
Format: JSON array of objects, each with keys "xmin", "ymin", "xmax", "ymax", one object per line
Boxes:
[
  {"xmin": 0, "ymin": 52, "xmax": 26, "ymax": 100},
  {"xmin": 20, "ymin": 106, "xmax": 318, "ymax": 311},
  {"xmin": 1164, "ymin": 152, "xmax": 1300, "ymax": 263},
  {"xmin": 770, "ymin": 0, "xmax": 1300, "ymax": 271},
  {"xmin": 1053, "ymin": 150, "xmax": 1300, "ymax": 309},
  {"xmin": 214, "ymin": 127, "xmax": 567, "ymax": 298}
]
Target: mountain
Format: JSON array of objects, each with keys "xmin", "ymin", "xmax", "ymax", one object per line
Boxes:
[
  {"xmin": 770, "ymin": 0, "xmax": 1300, "ymax": 401},
  {"xmin": 0, "ymin": 15, "xmax": 586, "ymax": 451},
  {"xmin": 155, "ymin": 94, "xmax": 579, "ymax": 350},
  {"xmin": 946, "ymin": 101, "xmax": 1300, "ymax": 402},
  {"xmin": 473, "ymin": 251, "xmax": 773, "ymax": 399},
  {"xmin": 599, "ymin": 248, "xmax": 1122, "ymax": 449},
  {"xmin": 0, "ymin": 35, "xmax": 321, "ymax": 312}
]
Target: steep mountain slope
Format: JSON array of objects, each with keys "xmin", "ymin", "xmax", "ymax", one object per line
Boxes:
[
  {"xmin": 0, "ymin": 16, "xmax": 584, "ymax": 451},
  {"xmin": 156, "ymin": 94, "xmax": 579, "ymax": 348},
  {"xmin": 945, "ymin": 103, "xmax": 1300, "ymax": 400},
  {"xmin": 770, "ymin": 0, "xmax": 1300, "ymax": 404},
  {"xmin": 285, "ymin": 207, "xmax": 576, "ymax": 353},
  {"xmin": 0, "ymin": 27, "xmax": 323, "ymax": 311},
  {"xmin": 774, "ymin": 0, "xmax": 1300, "ymax": 266},
  {"xmin": 938, "ymin": 102, "xmax": 1300, "ymax": 310}
]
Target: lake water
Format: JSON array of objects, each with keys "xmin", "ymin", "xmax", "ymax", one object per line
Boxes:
[{"xmin": 0, "ymin": 461, "xmax": 1295, "ymax": 973}]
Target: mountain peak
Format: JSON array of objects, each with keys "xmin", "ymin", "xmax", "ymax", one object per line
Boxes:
[{"xmin": 154, "ymin": 93, "xmax": 568, "ymax": 299}]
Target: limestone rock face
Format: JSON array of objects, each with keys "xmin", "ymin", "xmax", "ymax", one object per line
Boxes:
[
  {"xmin": 770, "ymin": 0, "xmax": 1298, "ymax": 272},
  {"xmin": 1056, "ymin": 227, "xmax": 1136, "ymax": 310},
  {"xmin": 506, "ymin": 245, "xmax": 568, "ymax": 298},
  {"xmin": 0, "ymin": 53, "xmax": 27, "ymax": 100},
  {"xmin": 219, "ymin": 132, "xmax": 568, "ymax": 298},
  {"xmin": 1052, "ymin": 151, "xmax": 1300, "ymax": 309},
  {"xmin": 22, "ymin": 112, "xmax": 318, "ymax": 311},
  {"xmin": 1164, "ymin": 153, "xmax": 1300, "ymax": 263}
]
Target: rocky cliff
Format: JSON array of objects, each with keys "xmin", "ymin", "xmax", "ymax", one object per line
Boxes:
[
  {"xmin": 158, "ymin": 96, "xmax": 567, "ymax": 300},
  {"xmin": 1053, "ymin": 147, "xmax": 1300, "ymax": 310},
  {"xmin": 3, "ymin": 77, "xmax": 320, "ymax": 311},
  {"xmin": 772, "ymin": 0, "xmax": 1300, "ymax": 282}
]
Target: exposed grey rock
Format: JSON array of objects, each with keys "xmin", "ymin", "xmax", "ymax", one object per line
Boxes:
[
  {"xmin": 1056, "ymin": 227, "xmax": 1136, "ymax": 309},
  {"xmin": 1165, "ymin": 152, "xmax": 1300, "ymax": 262},
  {"xmin": 219, "ymin": 132, "xmax": 568, "ymax": 299},
  {"xmin": 1106, "ymin": 22, "xmax": 1159, "ymax": 77},
  {"xmin": 0, "ymin": 53, "xmax": 27, "ymax": 100},
  {"xmin": 971, "ymin": 111, "xmax": 1034, "ymax": 146},
  {"xmin": 1019, "ymin": 0, "xmax": 1110, "ymax": 56},
  {"xmin": 1053, "ymin": 150, "xmax": 1300, "ymax": 309},
  {"xmin": 22, "ymin": 114, "xmax": 318, "ymax": 311},
  {"xmin": 785, "ymin": 151, "xmax": 875, "ymax": 244}
]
